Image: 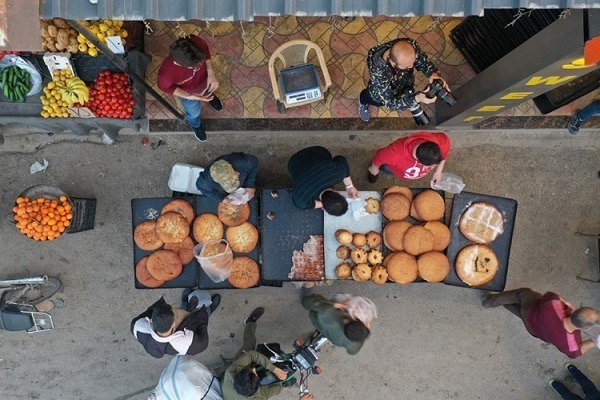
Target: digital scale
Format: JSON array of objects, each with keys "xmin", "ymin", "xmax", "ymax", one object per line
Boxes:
[{"xmin": 279, "ymin": 64, "xmax": 321, "ymax": 105}]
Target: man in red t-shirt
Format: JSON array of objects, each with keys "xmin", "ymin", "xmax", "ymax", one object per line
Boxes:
[
  {"xmin": 482, "ymin": 288, "xmax": 600, "ymax": 359},
  {"xmin": 367, "ymin": 131, "xmax": 451, "ymax": 184},
  {"xmin": 157, "ymin": 35, "xmax": 221, "ymax": 142}
]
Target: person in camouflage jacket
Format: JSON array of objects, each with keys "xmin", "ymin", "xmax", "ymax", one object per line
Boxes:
[{"xmin": 358, "ymin": 38, "xmax": 449, "ymax": 121}]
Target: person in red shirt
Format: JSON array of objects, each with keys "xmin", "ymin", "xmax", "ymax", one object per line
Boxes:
[
  {"xmin": 157, "ymin": 35, "xmax": 222, "ymax": 142},
  {"xmin": 367, "ymin": 131, "xmax": 451, "ymax": 184},
  {"xmin": 482, "ymin": 288, "xmax": 600, "ymax": 359}
]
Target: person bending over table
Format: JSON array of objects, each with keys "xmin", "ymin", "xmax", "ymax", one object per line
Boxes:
[
  {"xmin": 287, "ymin": 146, "xmax": 358, "ymax": 216},
  {"xmin": 195, "ymin": 152, "xmax": 258, "ymax": 204}
]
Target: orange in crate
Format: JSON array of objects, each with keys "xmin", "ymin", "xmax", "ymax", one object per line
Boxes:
[{"xmin": 13, "ymin": 195, "xmax": 72, "ymax": 241}]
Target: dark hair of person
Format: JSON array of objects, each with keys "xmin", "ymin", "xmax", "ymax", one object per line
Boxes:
[
  {"xmin": 151, "ymin": 303, "xmax": 175, "ymax": 334},
  {"xmin": 571, "ymin": 307, "xmax": 600, "ymax": 329},
  {"xmin": 233, "ymin": 367, "xmax": 260, "ymax": 397},
  {"xmin": 170, "ymin": 38, "xmax": 206, "ymax": 68},
  {"xmin": 321, "ymin": 190, "xmax": 348, "ymax": 216},
  {"xmin": 415, "ymin": 142, "xmax": 443, "ymax": 166},
  {"xmin": 344, "ymin": 320, "xmax": 370, "ymax": 341}
]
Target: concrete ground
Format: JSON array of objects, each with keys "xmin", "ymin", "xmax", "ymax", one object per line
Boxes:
[{"xmin": 0, "ymin": 126, "xmax": 598, "ymax": 400}]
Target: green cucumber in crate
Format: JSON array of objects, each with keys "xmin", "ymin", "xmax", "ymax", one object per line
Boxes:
[{"xmin": 1, "ymin": 65, "xmax": 31, "ymax": 102}]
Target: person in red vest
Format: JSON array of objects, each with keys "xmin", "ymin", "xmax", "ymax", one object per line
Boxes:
[
  {"xmin": 367, "ymin": 131, "xmax": 451, "ymax": 184},
  {"xmin": 157, "ymin": 35, "xmax": 222, "ymax": 142}
]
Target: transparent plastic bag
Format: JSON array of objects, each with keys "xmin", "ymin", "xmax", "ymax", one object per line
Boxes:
[
  {"xmin": 331, "ymin": 293, "xmax": 378, "ymax": 325},
  {"xmin": 193, "ymin": 239, "xmax": 233, "ymax": 282},
  {"xmin": 430, "ymin": 172, "xmax": 465, "ymax": 194},
  {"xmin": 0, "ymin": 55, "xmax": 43, "ymax": 96},
  {"xmin": 348, "ymin": 197, "xmax": 370, "ymax": 221},
  {"xmin": 226, "ymin": 188, "xmax": 251, "ymax": 205}
]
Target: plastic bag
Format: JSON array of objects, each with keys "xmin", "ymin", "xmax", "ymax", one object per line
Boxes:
[
  {"xmin": 331, "ymin": 293, "xmax": 378, "ymax": 325},
  {"xmin": 226, "ymin": 188, "xmax": 251, "ymax": 206},
  {"xmin": 430, "ymin": 172, "xmax": 465, "ymax": 194},
  {"xmin": 0, "ymin": 55, "xmax": 43, "ymax": 96},
  {"xmin": 193, "ymin": 239, "xmax": 233, "ymax": 282},
  {"xmin": 348, "ymin": 197, "xmax": 370, "ymax": 221}
]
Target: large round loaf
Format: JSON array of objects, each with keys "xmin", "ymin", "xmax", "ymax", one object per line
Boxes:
[
  {"xmin": 135, "ymin": 256, "xmax": 165, "ymax": 288},
  {"xmin": 386, "ymin": 251, "xmax": 418, "ymax": 283},
  {"xmin": 228, "ymin": 256, "xmax": 260, "ymax": 288},
  {"xmin": 164, "ymin": 236, "xmax": 195, "ymax": 264},
  {"xmin": 423, "ymin": 221, "xmax": 451, "ymax": 251},
  {"xmin": 380, "ymin": 193, "xmax": 411, "ymax": 221},
  {"xmin": 146, "ymin": 250, "xmax": 183, "ymax": 281},
  {"xmin": 134, "ymin": 220, "xmax": 163, "ymax": 251},
  {"xmin": 417, "ymin": 251, "xmax": 450, "ymax": 283},
  {"xmin": 402, "ymin": 225, "xmax": 434, "ymax": 256},
  {"xmin": 455, "ymin": 244, "xmax": 499, "ymax": 286},
  {"xmin": 156, "ymin": 211, "xmax": 190, "ymax": 244},
  {"xmin": 384, "ymin": 186, "xmax": 413, "ymax": 202},
  {"xmin": 193, "ymin": 213, "xmax": 224, "ymax": 244},
  {"xmin": 226, "ymin": 222, "xmax": 259, "ymax": 253},
  {"xmin": 413, "ymin": 190, "xmax": 445, "ymax": 221},
  {"xmin": 218, "ymin": 202, "xmax": 251, "ymax": 227},
  {"xmin": 459, "ymin": 202, "xmax": 504, "ymax": 244},
  {"xmin": 161, "ymin": 199, "xmax": 195, "ymax": 224},
  {"xmin": 383, "ymin": 221, "xmax": 412, "ymax": 251}
]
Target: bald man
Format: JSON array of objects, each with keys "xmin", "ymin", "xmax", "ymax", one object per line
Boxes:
[
  {"xmin": 359, "ymin": 38, "xmax": 448, "ymax": 122},
  {"xmin": 482, "ymin": 288, "xmax": 600, "ymax": 359}
]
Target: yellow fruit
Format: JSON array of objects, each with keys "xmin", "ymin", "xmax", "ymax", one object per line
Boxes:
[
  {"xmin": 47, "ymin": 81, "xmax": 56, "ymax": 89},
  {"xmin": 96, "ymin": 33, "xmax": 106, "ymax": 42},
  {"xmin": 41, "ymin": 111, "xmax": 50, "ymax": 118},
  {"xmin": 77, "ymin": 34, "xmax": 86, "ymax": 44},
  {"xmin": 88, "ymin": 47, "xmax": 99, "ymax": 57},
  {"xmin": 90, "ymin": 25, "xmax": 100, "ymax": 34},
  {"xmin": 78, "ymin": 43, "xmax": 88, "ymax": 52},
  {"xmin": 115, "ymin": 20, "xmax": 124, "ymax": 28},
  {"xmin": 105, "ymin": 20, "xmax": 113, "ymax": 27},
  {"xmin": 106, "ymin": 29, "xmax": 116, "ymax": 37},
  {"xmin": 121, "ymin": 38, "xmax": 127, "ymax": 45},
  {"xmin": 98, "ymin": 23, "xmax": 109, "ymax": 32},
  {"xmin": 120, "ymin": 29, "xmax": 128, "ymax": 38}
]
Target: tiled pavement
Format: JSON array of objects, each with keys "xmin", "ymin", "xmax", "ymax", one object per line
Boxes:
[{"xmin": 143, "ymin": 16, "xmax": 594, "ymax": 126}]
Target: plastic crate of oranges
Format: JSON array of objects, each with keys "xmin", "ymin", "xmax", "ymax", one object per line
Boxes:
[{"xmin": 13, "ymin": 195, "xmax": 73, "ymax": 241}]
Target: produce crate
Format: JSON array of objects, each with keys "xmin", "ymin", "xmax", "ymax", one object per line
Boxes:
[{"xmin": 66, "ymin": 198, "xmax": 96, "ymax": 233}]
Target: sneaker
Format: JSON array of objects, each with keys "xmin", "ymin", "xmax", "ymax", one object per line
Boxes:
[
  {"xmin": 282, "ymin": 377, "xmax": 297, "ymax": 387},
  {"xmin": 209, "ymin": 294, "xmax": 221, "ymax": 314},
  {"xmin": 209, "ymin": 96, "xmax": 223, "ymax": 111},
  {"xmin": 549, "ymin": 379, "xmax": 568, "ymax": 397},
  {"xmin": 564, "ymin": 362, "xmax": 574, "ymax": 373},
  {"xmin": 181, "ymin": 288, "xmax": 193, "ymax": 310},
  {"xmin": 192, "ymin": 124, "xmax": 207, "ymax": 142},
  {"xmin": 358, "ymin": 100, "xmax": 370, "ymax": 122},
  {"xmin": 244, "ymin": 307, "xmax": 265, "ymax": 324},
  {"xmin": 368, "ymin": 170, "xmax": 379, "ymax": 183},
  {"xmin": 568, "ymin": 111, "xmax": 582, "ymax": 134}
]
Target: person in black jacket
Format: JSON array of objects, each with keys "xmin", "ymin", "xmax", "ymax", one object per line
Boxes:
[
  {"xmin": 195, "ymin": 153, "xmax": 258, "ymax": 203},
  {"xmin": 130, "ymin": 291, "xmax": 220, "ymax": 358}
]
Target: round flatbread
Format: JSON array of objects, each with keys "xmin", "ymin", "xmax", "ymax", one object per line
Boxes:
[
  {"xmin": 423, "ymin": 221, "xmax": 451, "ymax": 251},
  {"xmin": 135, "ymin": 256, "xmax": 165, "ymax": 288},
  {"xmin": 459, "ymin": 202, "xmax": 504, "ymax": 244},
  {"xmin": 455, "ymin": 244, "xmax": 499, "ymax": 287},
  {"xmin": 133, "ymin": 220, "xmax": 163, "ymax": 251},
  {"xmin": 193, "ymin": 213, "xmax": 224, "ymax": 244},
  {"xmin": 164, "ymin": 236, "xmax": 195, "ymax": 264},
  {"xmin": 202, "ymin": 241, "xmax": 228, "ymax": 257},
  {"xmin": 380, "ymin": 193, "xmax": 411, "ymax": 221},
  {"xmin": 402, "ymin": 225, "xmax": 435, "ymax": 256},
  {"xmin": 146, "ymin": 250, "xmax": 183, "ymax": 281},
  {"xmin": 417, "ymin": 251, "xmax": 450, "ymax": 283},
  {"xmin": 384, "ymin": 186, "xmax": 413, "ymax": 202},
  {"xmin": 161, "ymin": 199, "xmax": 195, "ymax": 224},
  {"xmin": 218, "ymin": 202, "xmax": 251, "ymax": 227},
  {"xmin": 155, "ymin": 211, "xmax": 190, "ymax": 244},
  {"xmin": 413, "ymin": 190, "xmax": 445, "ymax": 221},
  {"xmin": 383, "ymin": 220, "xmax": 412, "ymax": 251},
  {"xmin": 228, "ymin": 256, "xmax": 260, "ymax": 288},
  {"xmin": 225, "ymin": 222, "xmax": 259, "ymax": 253},
  {"xmin": 386, "ymin": 251, "xmax": 418, "ymax": 284}
]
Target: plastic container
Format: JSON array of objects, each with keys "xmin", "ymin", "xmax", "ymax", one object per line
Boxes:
[
  {"xmin": 168, "ymin": 163, "xmax": 204, "ymax": 195},
  {"xmin": 43, "ymin": 52, "xmax": 76, "ymax": 76}
]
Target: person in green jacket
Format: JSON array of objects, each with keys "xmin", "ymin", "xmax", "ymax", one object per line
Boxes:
[
  {"xmin": 222, "ymin": 307, "xmax": 288, "ymax": 400},
  {"xmin": 301, "ymin": 293, "xmax": 375, "ymax": 356}
]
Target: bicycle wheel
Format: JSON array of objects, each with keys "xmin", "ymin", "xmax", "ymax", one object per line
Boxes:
[{"xmin": 2, "ymin": 277, "xmax": 62, "ymax": 306}]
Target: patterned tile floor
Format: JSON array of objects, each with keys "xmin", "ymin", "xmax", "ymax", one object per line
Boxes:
[{"xmin": 143, "ymin": 16, "xmax": 589, "ymax": 122}]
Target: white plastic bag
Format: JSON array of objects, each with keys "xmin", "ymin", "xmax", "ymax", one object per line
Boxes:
[
  {"xmin": 430, "ymin": 172, "xmax": 465, "ymax": 194},
  {"xmin": 226, "ymin": 188, "xmax": 251, "ymax": 205},
  {"xmin": 193, "ymin": 239, "xmax": 233, "ymax": 282},
  {"xmin": 0, "ymin": 55, "xmax": 43, "ymax": 96},
  {"xmin": 331, "ymin": 293, "xmax": 378, "ymax": 325},
  {"xmin": 348, "ymin": 197, "xmax": 370, "ymax": 221}
]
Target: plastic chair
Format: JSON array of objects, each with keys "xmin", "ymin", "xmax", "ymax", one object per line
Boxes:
[{"xmin": 268, "ymin": 39, "xmax": 332, "ymax": 113}]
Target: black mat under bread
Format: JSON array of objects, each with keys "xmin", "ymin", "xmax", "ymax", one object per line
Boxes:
[
  {"xmin": 260, "ymin": 188, "xmax": 324, "ymax": 281},
  {"xmin": 131, "ymin": 197, "xmax": 197, "ymax": 289},
  {"xmin": 194, "ymin": 195, "xmax": 260, "ymax": 290},
  {"xmin": 444, "ymin": 192, "xmax": 517, "ymax": 291}
]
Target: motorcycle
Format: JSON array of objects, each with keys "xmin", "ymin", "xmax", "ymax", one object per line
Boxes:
[
  {"xmin": 256, "ymin": 331, "xmax": 329, "ymax": 396},
  {"xmin": 0, "ymin": 275, "xmax": 63, "ymax": 333}
]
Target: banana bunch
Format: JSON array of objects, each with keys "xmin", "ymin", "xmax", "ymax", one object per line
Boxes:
[{"xmin": 61, "ymin": 76, "xmax": 89, "ymax": 106}]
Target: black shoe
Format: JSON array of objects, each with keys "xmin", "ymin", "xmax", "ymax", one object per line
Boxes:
[
  {"xmin": 209, "ymin": 96, "xmax": 223, "ymax": 111},
  {"xmin": 209, "ymin": 294, "xmax": 221, "ymax": 314},
  {"xmin": 568, "ymin": 111, "xmax": 582, "ymax": 134},
  {"xmin": 282, "ymin": 377, "xmax": 297, "ymax": 388},
  {"xmin": 245, "ymin": 307, "xmax": 265, "ymax": 324},
  {"xmin": 368, "ymin": 170, "xmax": 379, "ymax": 183},
  {"xmin": 187, "ymin": 295, "xmax": 199, "ymax": 312},
  {"xmin": 181, "ymin": 288, "xmax": 192, "ymax": 310},
  {"xmin": 192, "ymin": 124, "xmax": 207, "ymax": 142}
]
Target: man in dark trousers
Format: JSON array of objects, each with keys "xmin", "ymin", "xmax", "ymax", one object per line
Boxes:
[
  {"xmin": 482, "ymin": 288, "xmax": 600, "ymax": 359},
  {"xmin": 195, "ymin": 152, "xmax": 258, "ymax": 203},
  {"xmin": 287, "ymin": 146, "xmax": 358, "ymax": 216},
  {"xmin": 358, "ymin": 38, "xmax": 449, "ymax": 122},
  {"xmin": 131, "ymin": 290, "xmax": 220, "ymax": 358},
  {"xmin": 550, "ymin": 363, "xmax": 600, "ymax": 400},
  {"xmin": 157, "ymin": 35, "xmax": 222, "ymax": 142}
]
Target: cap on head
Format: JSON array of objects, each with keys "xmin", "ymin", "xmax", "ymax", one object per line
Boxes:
[{"xmin": 210, "ymin": 160, "xmax": 240, "ymax": 193}]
